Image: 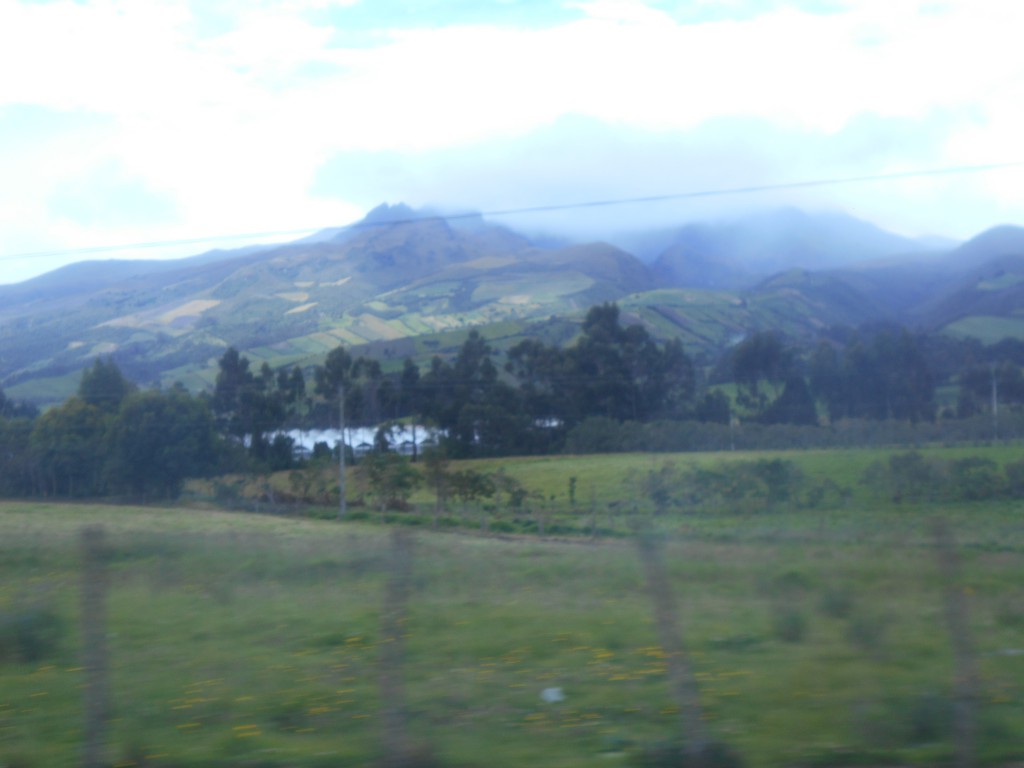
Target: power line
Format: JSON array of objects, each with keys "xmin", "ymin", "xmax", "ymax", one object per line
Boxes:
[
  {"xmin": 477, "ymin": 160, "xmax": 1024, "ymax": 217},
  {"xmin": 0, "ymin": 228, "xmax": 321, "ymax": 263},
  {"xmin": 1, "ymin": 160, "xmax": 1021, "ymax": 265}
]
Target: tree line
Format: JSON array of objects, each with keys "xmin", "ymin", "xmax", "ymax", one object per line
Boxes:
[
  {"xmin": 0, "ymin": 360, "xmax": 228, "ymax": 499},
  {"xmin": 3, "ymin": 302, "xmax": 1024, "ymax": 500}
]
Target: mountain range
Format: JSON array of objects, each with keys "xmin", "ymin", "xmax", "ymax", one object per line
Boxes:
[{"xmin": 3, "ymin": 203, "xmax": 1024, "ymax": 405}]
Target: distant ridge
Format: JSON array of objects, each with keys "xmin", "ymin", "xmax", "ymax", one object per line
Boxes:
[
  {"xmin": 2, "ymin": 203, "xmax": 1022, "ymax": 406},
  {"xmin": 647, "ymin": 207, "xmax": 931, "ymax": 289}
]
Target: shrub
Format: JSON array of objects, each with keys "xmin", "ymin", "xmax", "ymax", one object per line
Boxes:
[
  {"xmin": 906, "ymin": 691, "xmax": 953, "ymax": 743},
  {"xmin": 993, "ymin": 594, "xmax": 1024, "ymax": 628},
  {"xmin": 887, "ymin": 451, "xmax": 938, "ymax": 502},
  {"xmin": 1004, "ymin": 460, "xmax": 1024, "ymax": 497},
  {"xmin": 565, "ymin": 416, "xmax": 629, "ymax": 453},
  {"xmin": 818, "ymin": 585, "xmax": 855, "ymax": 619},
  {"xmin": 772, "ymin": 607, "xmax": 808, "ymax": 643},
  {"xmin": 946, "ymin": 456, "xmax": 1004, "ymax": 500},
  {"xmin": 0, "ymin": 604, "xmax": 65, "ymax": 664},
  {"xmin": 674, "ymin": 458, "xmax": 805, "ymax": 513},
  {"xmin": 863, "ymin": 451, "xmax": 1016, "ymax": 503},
  {"xmin": 845, "ymin": 611, "xmax": 889, "ymax": 656}
]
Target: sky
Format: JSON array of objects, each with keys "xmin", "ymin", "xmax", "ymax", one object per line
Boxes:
[{"xmin": 1, "ymin": 0, "xmax": 1023, "ymax": 284}]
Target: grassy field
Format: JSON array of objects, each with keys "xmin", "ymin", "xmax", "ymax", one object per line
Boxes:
[{"xmin": 2, "ymin": 448, "xmax": 1024, "ymax": 767}]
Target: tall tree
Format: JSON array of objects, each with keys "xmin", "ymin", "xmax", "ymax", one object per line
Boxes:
[
  {"xmin": 105, "ymin": 390, "xmax": 223, "ymax": 498},
  {"xmin": 808, "ymin": 341, "xmax": 845, "ymax": 422},
  {"xmin": 212, "ymin": 347, "xmax": 253, "ymax": 433},
  {"xmin": 731, "ymin": 331, "xmax": 793, "ymax": 418},
  {"xmin": 78, "ymin": 358, "xmax": 135, "ymax": 414},
  {"xmin": 30, "ymin": 398, "xmax": 108, "ymax": 497},
  {"xmin": 0, "ymin": 414, "xmax": 36, "ymax": 496},
  {"xmin": 397, "ymin": 358, "xmax": 422, "ymax": 419},
  {"xmin": 843, "ymin": 328, "xmax": 935, "ymax": 422},
  {"xmin": 0, "ymin": 388, "xmax": 38, "ymax": 420},
  {"xmin": 761, "ymin": 375, "xmax": 819, "ymax": 426},
  {"xmin": 508, "ymin": 303, "xmax": 695, "ymax": 429},
  {"xmin": 314, "ymin": 346, "xmax": 390, "ymax": 428},
  {"xmin": 212, "ymin": 348, "xmax": 287, "ymax": 460}
]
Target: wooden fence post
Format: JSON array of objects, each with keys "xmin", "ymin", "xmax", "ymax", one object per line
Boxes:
[
  {"xmin": 379, "ymin": 528, "xmax": 416, "ymax": 767},
  {"xmin": 80, "ymin": 525, "xmax": 111, "ymax": 768},
  {"xmin": 634, "ymin": 529, "xmax": 708, "ymax": 765},
  {"xmin": 932, "ymin": 518, "xmax": 980, "ymax": 768}
]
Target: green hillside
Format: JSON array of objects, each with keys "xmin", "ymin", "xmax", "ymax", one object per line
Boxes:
[{"xmin": 5, "ymin": 211, "xmax": 1024, "ymax": 406}]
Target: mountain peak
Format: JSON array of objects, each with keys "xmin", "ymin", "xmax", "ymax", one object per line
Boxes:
[
  {"xmin": 963, "ymin": 224, "xmax": 1024, "ymax": 248},
  {"xmin": 360, "ymin": 202, "xmax": 426, "ymax": 226},
  {"xmin": 948, "ymin": 224, "xmax": 1024, "ymax": 267}
]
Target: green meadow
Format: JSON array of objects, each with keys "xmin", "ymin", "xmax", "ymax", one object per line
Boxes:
[{"xmin": 2, "ymin": 446, "xmax": 1024, "ymax": 767}]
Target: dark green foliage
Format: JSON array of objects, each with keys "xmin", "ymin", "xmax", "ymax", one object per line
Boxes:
[
  {"xmin": 448, "ymin": 468, "xmax": 496, "ymax": 506},
  {"xmin": 30, "ymin": 397, "xmax": 108, "ymax": 496},
  {"xmin": 263, "ymin": 432, "xmax": 297, "ymax": 472},
  {"xmin": 906, "ymin": 691, "xmax": 954, "ymax": 743},
  {"xmin": 361, "ymin": 452, "xmax": 422, "ymax": 511},
  {"xmin": 313, "ymin": 345, "xmax": 353, "ymax": 400},
  {"xmin": 773, "ymin": 569, "xmax": 813, "ymax": 594},
  {"xmin": 809, "ymin": 341, "xmax": 845, "ymax": 422},
  {"xmin": 490, "ymin": 470, "xmax": 527, "ymax": 508},
  {"xmin": 0, "ymin": 415, "xmax": 36, "ymax": 496},
  {"xmin": 564, "ymin": 416, "xmax": 640, "ymax": 454},
  {"xmin": 564, "ymin": 411, "xmax": 1024, "ymax": 455},
  {"xmin": 840, "ymin": 328, "xmax": 935, "ymax": 423},
  {"xmin": 761, "ymin": 375, "xmax": 818, "ymax": 425},
  {"xmin": 674, "ymin": 459, "xmax": 808, "ymax": 512},
  {"xmin": 13, "ymin": 365, "xmax": 239, "ymax": 499},
  {"xmin": 78, "ymin": 357, "xmax": 136, "ymax": 413},
  {"xmin": 105, "ymin": 389, "xmax": 224, "ymax": 498},
  {"xmin": 0, "ymin": 603, "xmax": 64, "ymax": 665},
  {"xmin": 504, "ymin": 303, "xmax": 697, "ymax": 449},
  {"xmin": 1003, "ymin": 459, "xmax": 1024, "ymax": 496},
  {"xmin": 8, "ymin": 294, "xmax": 1024, "ymax": 504},
  {"xmin": 313, "ymin": 346, "xmax": 401, "ymax": 428},
  {"xmin": 639, "ymin": 462, "xmax": 681, "ymax": 514},
  {"xmin": 213, "ymin": 347, "xmax": 287, "ymax": 441},
  {"xmin": 569, "ymin": 304, "xmax": 696, "ymax": 423},
  {"xmin": 845, "ymin": 611, "xmax": 889, "ymax": 656},
  {"xmin": 772, "ymin": 607, "xmax": 808, "ymax": 643},
  {"xmin": 732, "ymin": 330, "xmax": 793, "ymax": 417},
  {"xmin": 421, "ymin": 446, "xmax": 452, "ymax": 513},
  {"xmin": 692, "ymin": 389, "xmax": 731, "ymax": 424},
  {"xmin": 421, "ymin": 330, "xmax": 535, "ymax": 457},
  {"xmin": 862, "ymin": 451, "xmax": 1024, "ymax": 503},
  {"xmin": 623, "ymin": 457, "xmax": 841, "ymax": 515},
  {"xmin": 818, "ymin": 585, "xmax": 856, "ymax": 619},
  {"xmin": 849, "ymin": 692, "xmax": 953, "ymax": 749},
  {"xmin": 0, "ymin": 388, "xmax": 37, "ymax": 420},
  {"xmin": 946, "ymin": 456, "xmax": 1004, "ymax": 500},
  {"xmin": 993, "ymin": 594, "xmax": 1024, "ymax": 629},
  {"xmin": 212, "ymin": 348, "xmax": 313, "ymax": 468},
  {"xmin": 958, "ymin": 362, "xmax": 1024, "ymax": 417},
  {"xmin": 862, "ymin": 451, "xmax": 940, "ymax": 503}
]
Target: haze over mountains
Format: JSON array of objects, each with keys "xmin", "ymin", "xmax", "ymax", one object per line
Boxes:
[{"xmin": 3, "ymin": 204, "xmax": 1024, "ymax": 405}]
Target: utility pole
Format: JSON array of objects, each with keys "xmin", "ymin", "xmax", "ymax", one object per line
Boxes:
[{"xmin": 338, "ymin": 382, "xmax": 346, "ymax": 520}]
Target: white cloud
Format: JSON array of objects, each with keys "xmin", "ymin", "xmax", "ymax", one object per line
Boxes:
[{"xmin": 2, "ymin": 0, "xmax": 1024, "ymax": 282}]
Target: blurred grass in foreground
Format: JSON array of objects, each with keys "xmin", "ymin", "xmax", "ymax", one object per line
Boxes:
[{"xmin": 0, "ymin": 498, "xmax": 1022, "ymax": 767}]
